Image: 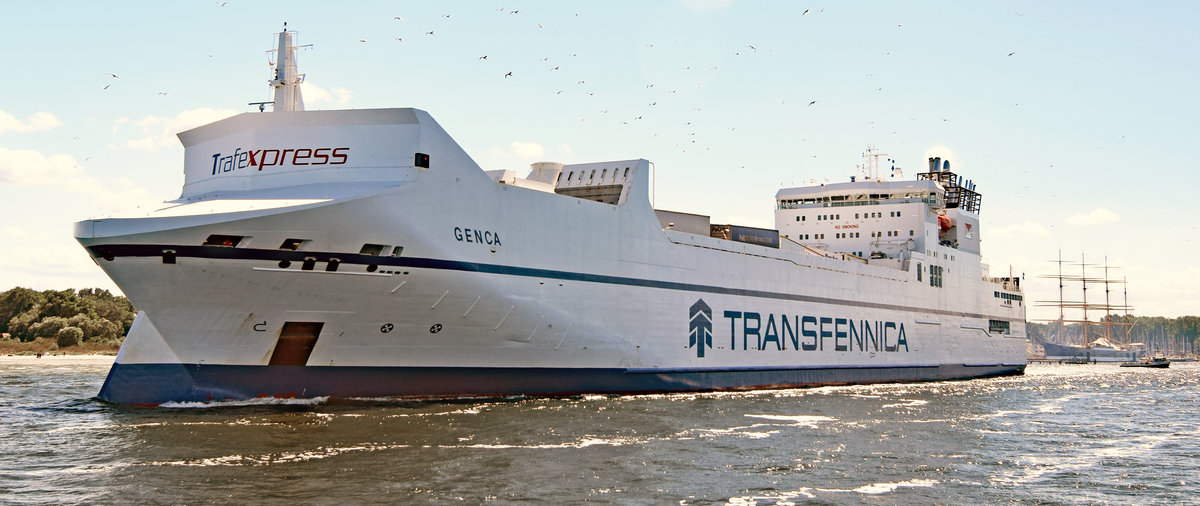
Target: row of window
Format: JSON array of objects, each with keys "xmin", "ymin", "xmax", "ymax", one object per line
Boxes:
[
  {"xmin": 871, "ymin": 230, "xmax": 913, "ymax": 238},
  {"xmin": 777, "ymin": 191, "xmax": 937, "ymax": 208},
  {"xmin": 799, "ymin": 230, "xmax": 916, "ymax": 240},
  {"xmin": 929, "ymin": 265, "xmax": 944, "ymax": 287},
  {"xmin": 556, "ymin": 166, "xmax": 631, "ymax": 184},
  {"xmin": 796, "ymin": 211, "xmax": 904, "ymax": 222},
  {"xmin": 994, "ymin": 292, "xmax": 1024, "ymax": 301}
]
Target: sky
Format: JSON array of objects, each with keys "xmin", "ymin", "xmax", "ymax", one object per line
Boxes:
[{"xmin": 1, "ymin": 1, "xmax": 1197, "ymax": 321}]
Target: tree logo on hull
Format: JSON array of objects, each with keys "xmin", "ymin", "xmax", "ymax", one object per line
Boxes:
[{"xmin": 689, "ymin": 299, "xmax": 713, "ymax": 358}]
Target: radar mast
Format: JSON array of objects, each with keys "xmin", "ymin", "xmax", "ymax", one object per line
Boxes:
[{"xmin": 269, "ymin": 23, "xmax": 306, "ymax": 112}]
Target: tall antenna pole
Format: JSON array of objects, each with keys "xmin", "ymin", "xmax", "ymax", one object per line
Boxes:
[
  {"xmin": 1103, "ymin": 256, "xmax": 1112, "ymax": 342},
  {"xmin": 1081, "ymin": 252, "xmax": 1089, "ymax": 347},
  {"xmin": 271, "ymin": 23, "xmax": 305, "ymax": 112},
  {"xmin": 1056, "ymin": 250, "xmax": 1065, "ymax": 344},
  {"xmin": 1123, "ymin": 275, "xmax": 1131, "ymax": 346}
]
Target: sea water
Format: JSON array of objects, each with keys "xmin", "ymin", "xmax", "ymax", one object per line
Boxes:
[{"xmin": 1, "ymin": 357, "xmax": 1196, "ymax": 504}]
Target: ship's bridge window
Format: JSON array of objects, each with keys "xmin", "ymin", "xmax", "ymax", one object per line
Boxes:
[{"xmin": 205, "ymin": 234, "xmax": 243, "ymax": 247}]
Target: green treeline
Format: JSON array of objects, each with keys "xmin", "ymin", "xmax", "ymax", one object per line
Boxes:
[
  {"xmin": 0, "ymin": 287, "xmax": 136, "ymax": 348},
  {"xmin": 1029, "ymin": 315, "xmax": 1200, "ymax": 354}
]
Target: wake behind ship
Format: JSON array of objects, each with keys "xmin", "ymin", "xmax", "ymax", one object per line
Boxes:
[{"xmin": 75, "ymin": 27, "xmax": 1027, "ymax": 405}]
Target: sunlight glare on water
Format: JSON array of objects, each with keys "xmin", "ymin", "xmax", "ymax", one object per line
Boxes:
[{"xmin": 1, "ymin": 358, "xmax": 1197, "ymax": 504}]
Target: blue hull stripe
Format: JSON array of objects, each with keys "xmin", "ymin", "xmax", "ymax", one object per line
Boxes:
[
  {"xmin": 97, "ymin": 362, "xmax": 1026, "ymax": 405},
  {"xmin": 86, "ymin": 244, "xmax": 1007, "ymax": 320}
]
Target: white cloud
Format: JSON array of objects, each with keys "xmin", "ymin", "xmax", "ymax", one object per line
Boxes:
[
  {"xmin": 1066, "ymin": 208, "xmax": 1119, "ymax": 225},
  {"xmin": 300, "ymin": 82, "xmax": 353, "ymax": 106},
  {"xmin": 0, "ymin": 110, "xmax": 61, "ymax": 135},
  {"xmin": 989, "ymin": 221, "xmax": 1050, "ymax": 239},
  {"xmin": 114, "ymin": 107, "xmax": 238, "ymax": 151},
  {"xmin": 510, "ymin": 141, "xmax": 545, "ymax": 159},
  {"xmin": 0, "ymin": 147, "xmax": 83, "ymax": 185},
  {"xmin": 0, "ymin": 147, "xmax": 157, "ymax": 213},
  {"xmin": 0, "ymin": 227, "xmax": 116, "ymax": 293}
]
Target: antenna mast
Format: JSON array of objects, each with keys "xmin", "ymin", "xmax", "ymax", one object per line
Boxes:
[{"xmin": 270, "ymin": 23, "xmax": 306, "ymax": 112}]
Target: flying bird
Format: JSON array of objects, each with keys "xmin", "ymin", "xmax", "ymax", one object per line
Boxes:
[
  {"xmin": 505, "ymin": 71, "xmax": 513, "ymax": 78},
  {"xmin": 479, "ymin": 55, "xmax": 488, "ymax": 60},
  {"xmin": 106, "ymin": 73, "xmax": 120, "ymax": 79},
  {"xmin": 393, "ymin": 16, "xmax": 404, "ymax": 21},
  {"xmin": 808, "ymin": 100, "xmax": 816, "ymax": 106}
]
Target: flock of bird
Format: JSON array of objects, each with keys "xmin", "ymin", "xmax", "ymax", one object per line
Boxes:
[{"xmin": 95, "ymin": 4, "xmax": 1023, "ymax": 158}]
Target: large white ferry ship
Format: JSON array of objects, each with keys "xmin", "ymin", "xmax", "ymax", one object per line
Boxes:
[{"xmin": 76, "ymin": 28, "xmax": 1027, "ymax": 405}]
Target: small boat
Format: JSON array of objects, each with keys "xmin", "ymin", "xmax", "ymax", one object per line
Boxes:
[{"xmin": 1120, "ymin": 356, "xmax": 1170, "ymax": 369}]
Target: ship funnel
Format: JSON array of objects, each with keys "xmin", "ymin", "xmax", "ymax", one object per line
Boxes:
[
  {"xmin": 929, "ymin": 157, "xmax": 941, "ymax": 172},
  {"xmin": 943, "ymin": 159, "xmax": 951, "ymax": 172}
]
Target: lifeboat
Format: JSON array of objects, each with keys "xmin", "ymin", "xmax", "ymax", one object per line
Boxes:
[{"xmin": 938, "ymin": 213, "xmax": 953, "ymax": 232}]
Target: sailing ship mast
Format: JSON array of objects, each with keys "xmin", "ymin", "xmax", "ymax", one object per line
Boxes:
[{"xmin": 1037, "ymin": 251, "xmax": 1133, "ymax": 348}]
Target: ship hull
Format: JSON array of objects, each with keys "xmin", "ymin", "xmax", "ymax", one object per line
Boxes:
[
  {"xmin": 79, "ymin": 175, "xmax": 1028, "ymax": 405},
  {"xmin": 97, "ymin": 361, "xmax": 1024, "ymax": 405},
  {"xmin": 1040, "ymin": 341, "xmax": 1143, "ymax": 362},
  {"xmin": 76, "ymin": 109, "xmax": 1028, "ymax": 405}
]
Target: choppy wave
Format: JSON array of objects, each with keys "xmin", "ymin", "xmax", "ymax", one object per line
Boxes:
[
  {"xmin": 4, "ymin": 362, "xmax": 1199, "ymax": 504},
  {"xmin": 157, "ymin": 396, "xmax": 330, "ymax": 409}
]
